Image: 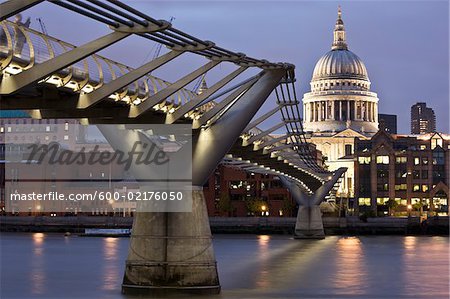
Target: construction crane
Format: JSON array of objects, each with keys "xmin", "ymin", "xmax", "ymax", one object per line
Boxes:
[{"xmin": 36, "ymin": 17, "xmax": 48, "ymax": 35}]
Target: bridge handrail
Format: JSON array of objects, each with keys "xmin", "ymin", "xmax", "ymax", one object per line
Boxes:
[{"xmin": 0, "ymin": 20, "xmax": 202, "ymax": 107}]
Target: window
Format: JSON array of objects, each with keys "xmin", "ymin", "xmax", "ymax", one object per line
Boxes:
[
  {"xmin": 414, "ymin": 157, "xmax": 420, "ymax": 165},
  {"xmin": 395, "ymin": 198, "xmax": 407, "ymax": 206},
  {"xmin": 65, "ymin": 122, "xmax": 69, "ymax": 131},
  {"xmin": 395, "ymin": 157, "xmax": 407, "ymax": 164},
  {"xmin": 422, "ymin": 185, "xmax": 429, "ymax": 192},
  {"xmin": 422, "ymin": 170, "xmax": 428, "ymax": 179},
  {"xmin": 396, "ymin": 170, "xmax": 408, "ymax": 178},
  {"xmin": 431, "ymin": 137, "xmax": 443, "ymax": 149},
  {"xmin": 433, "ymin": 150, "xmax": 445, "ymax": 165},
  {"xmin": 422, "ymin": 157, "xmax": 428, "ymax": 165},
  {"xmin": 46, "ymin": 126, "xmax": 50, "ymax": 132},
  {"xmin": 358, "ymin": 156, "xmax": 371, "ymax": 164},
  {"xmin": 413, "ymin": 185, "xmax": 420, "ymax": 192},
  {"xmin": 358, "ymin": 198, "xmax": 371, "ymax": 206},
  {"xmin": 413, "ymin": 170, "xmax": 420, "ymax": 179},
  {"xmin": 345, "ymin": 144, "xmax": 352, "ymax": 156},
  {"xmin": 376, "ymin": 198, "xmax": 389, "ymax": 205},
  {"xmin": 377, "ymin": 183, "xmax": 389, "ymax": 191},
  {"xmin": 377, "ymin": 170, "xmax": 388, "ymax": 178},
  {"xmin": 420, "ymin": 145, "xmax": 427, "ymax": 150},
  {"xmin": 376, "ymin": 155, "xmax": 389, "ymax": 164},
  {"xmin": 395, "ymin": 184, "xmax": 407, "ymax": 191},
  {"xmin": 64, "ymin": 135, "xmax": 69, "ymax": 140}
]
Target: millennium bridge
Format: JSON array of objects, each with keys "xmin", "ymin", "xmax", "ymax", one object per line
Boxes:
[{"xmin": 0, "ymin": 0, "xmax": 346, "ymax": 294}]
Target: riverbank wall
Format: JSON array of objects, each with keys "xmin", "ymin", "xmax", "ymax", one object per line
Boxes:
[{"xmin": 0, "ymin": 216, "xmax": 448, "ymax": 235}]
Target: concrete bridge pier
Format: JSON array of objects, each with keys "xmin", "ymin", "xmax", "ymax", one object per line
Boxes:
[
  {"xmin": 294, "ymin": 205, "xmax": 325, "ymax": 239},
  {"xmin": 280, "ymin": 167, "xmax": 346, "ymax": 239},
  {"xmin": 122, "ymin": 188, "xmax": 220, "ymax": 295},
  {"xmin": 98, "ymin": 69, "xmax": 286, "ymax": 294}
]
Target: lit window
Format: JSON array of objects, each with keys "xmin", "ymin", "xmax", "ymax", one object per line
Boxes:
[
  {"xmin": 431, "ymin": 137, "xmax": 443, "ymax": 150},
  {"xmin": 45, "ymin": 135, "xmax": 49, "ymax": 141},
  {"xmin": 395, "ymin": 198, "xmax": 407, "ymax": 206},
  {"xmin": 395, "ymin": 157, "xmax": 407, "ymax": 164},
  {"xmin": 414, "ymin": 157, "xmax": 420, "ymax": 165},
  {"xmin": 0, "ymin": 127, "xmax": 3, "ymax": 133},
  {"xmin": 376, "ymin": 155, "xmax": 389, "ymax": 164},
  {"xmin": 422, "ymin": 157, "xmax": 428, "ymax": 165},
  {"xmin": 64, "ymin": 135, "xmax": 69, "ymax": 140},
  {"xmin": 65, "ymin": 122, "xmax": 69, "ymax": 131},
  {"xmin": 395, "ymin": 184, "xmax": 407, "ymax": 191},
  {"xmin": 376, "ymin": 198, "xmax": 389, "ymax": 205},
  {"xmin": 7, "ymin": 127, "xmax": 11, "ymax": 132},
  {"xmin": 413, "ymin": 185, "xmax": 420, "ymax": 192},
  {"xmin": 422, "ymin": 185, "xmax": 429, "ymax": 192},
  {"xmin": 358, "ymin": 198, "xmax": 371, "ymax": 206},
  {"xmin": 46, "ymin": 126, "xmax": 50, "ymax": 132},
  {"xmin": 420, "ymin": 145, "xmax": 426, "ymax": 150},
  {"xmin": 358, "ymin": 156, "xmax": 371, "ymax": 164}
]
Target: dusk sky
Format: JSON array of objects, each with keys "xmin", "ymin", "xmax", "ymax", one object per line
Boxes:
[{"xmin": 17, "ymin": 0, "xmax": 449, "ymax": 134}]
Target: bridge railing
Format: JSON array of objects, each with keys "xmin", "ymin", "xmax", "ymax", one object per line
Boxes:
[{"xmin": 0, "ymin": 20, "xmax": 203, "ymax": 108}]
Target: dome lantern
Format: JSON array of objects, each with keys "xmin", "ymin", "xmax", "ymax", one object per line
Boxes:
[{"xmin": 332, "ymin": 6, "xmax": 348, "ymax": 50}]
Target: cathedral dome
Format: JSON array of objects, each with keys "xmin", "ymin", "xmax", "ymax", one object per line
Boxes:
[
  {"xmin": 302, "ymin": 6, "xmax": 380, "ymax": 135},
  {"xmin": 312, "ymin": 49, "xmax": 368, "ymax": 81},
  {"xmin": 311, "ymin": 6, "xmax": 369, "ymax": 82}
]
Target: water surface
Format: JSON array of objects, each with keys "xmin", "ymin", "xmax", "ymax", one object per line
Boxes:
[{"xmin": 1, "ymin": 233, "xmax": 448, "ymax": 298}]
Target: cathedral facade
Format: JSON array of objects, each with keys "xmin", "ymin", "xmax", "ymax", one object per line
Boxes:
[{"xmin": 302, "ymin": 7, "xmax": 379, "ymax": 200}]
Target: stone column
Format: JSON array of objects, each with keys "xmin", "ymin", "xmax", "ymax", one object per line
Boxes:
[
  {"xmin": 339, "ymin": 101, "xmax": 342, "ymax": 121},
  {"xmin": 374, "ymin": 103, "xmax": 378, "ymax": 124},
  {"xmin": 331, "ymin": 100, "xmax": 335, "ymax": 120},
  {"xmin": 362, "ymin": 102, "xmax": 366, "ymax": 121},
  {"xmin": 347, "ymin": 100, "xmax": 350, "ymax": 120}
]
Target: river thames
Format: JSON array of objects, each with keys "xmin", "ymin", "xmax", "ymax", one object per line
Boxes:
[{"xmin": 1, "ymin": 233, "xmax": 448, "ymax": 298}]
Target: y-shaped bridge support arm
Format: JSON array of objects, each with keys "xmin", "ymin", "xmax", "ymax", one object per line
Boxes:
[{"xmin": 280, "ymin": 167, "xmax": 347, "ymax": 239}]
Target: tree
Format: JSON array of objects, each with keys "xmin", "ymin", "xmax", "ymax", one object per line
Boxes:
[
  {"xmin": 217, "ymin": 192, "xmax": 233, "ymax": 216},
  {"xmin": 412, "ymin": 201, "xmax": 424, "ymax": 214},
  {"xmin": 246, "ymin": 197, "xmax": 267, "ymax": 216},
  {"xmin": 281, "ymin": 197, "xmax": 296, "ymax": 217},
  {"xmin": 386, "ymin": 199, "xmax": 399, "ymax": 216}
]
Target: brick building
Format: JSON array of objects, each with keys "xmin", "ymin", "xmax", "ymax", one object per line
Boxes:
[
  {"xmin": 355, "ymin": 130, "xmax": 449, "ymax": 216},
  {"xmin": 203, "ymin": 164, "xmax": 296, "ymax": 217}
]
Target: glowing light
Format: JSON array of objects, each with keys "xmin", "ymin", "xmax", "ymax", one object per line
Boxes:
[{"xmin": 261, "ymin": 205, "xmax": 266, "ymax": 211}]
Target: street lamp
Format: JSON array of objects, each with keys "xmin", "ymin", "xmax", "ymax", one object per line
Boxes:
[{"xmin": 407, "ymin": 204, "xmax": 412, "ymax": 217}]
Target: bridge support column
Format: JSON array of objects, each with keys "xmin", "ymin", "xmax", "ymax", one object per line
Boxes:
[
  {"xmin": 280, "ymin": 168, "xmax": 347, "ymax": 239},
  {"xmin": 122, "ymin": 188, "xmax": 220, "ymax": 295},
  {"xmin": 294, "ymin": 206, "xmax": 325, "ymax": 239}
]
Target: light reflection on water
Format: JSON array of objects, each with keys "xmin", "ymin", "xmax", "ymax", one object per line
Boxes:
[
  {"xmin": 332, "ymin": 236, "xmax": 368, "ymax": 295},
  {"xmin": 1, "ymin": 233, "xmax": 448, "ymax": 298},
  {"xmin": 31, "ymin": 233, "xmax": 45, "ymax": 295},
  {"xmin": 102, "ymin": 237, "xmax": 120, "ymax": 291}
]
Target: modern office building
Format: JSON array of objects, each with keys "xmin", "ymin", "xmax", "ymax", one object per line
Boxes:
[
  {"xmin": 378, "ymin": 113, "xmax": 397, "ymax": 134},
  {"xmin": 411, "ymin": 102, "xmax": 436, "ymax": 135},
  {"xmin": 354, "ymin": 130, "xmax": 449, "ymax": 215}
]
